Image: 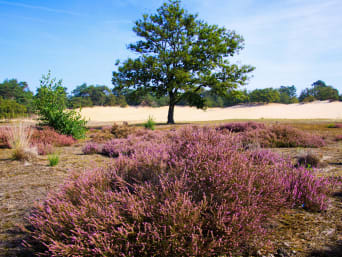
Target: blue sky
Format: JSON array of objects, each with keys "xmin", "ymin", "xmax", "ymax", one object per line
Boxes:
[{"xmin": 0, "ymin": 0, "xmax": 341, "ymax": 95}]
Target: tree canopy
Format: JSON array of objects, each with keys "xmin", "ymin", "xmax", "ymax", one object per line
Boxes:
[
  {"xmin": 0, "ymin": 79, "xmax": 34, "ymax": 112},
  {"xmin": 299, "ymin": 80, "xmax": 339, "ymax": 102},
  {"xmin": 112, "ymin": 0, "xmax": 254, "ymax": 123}
]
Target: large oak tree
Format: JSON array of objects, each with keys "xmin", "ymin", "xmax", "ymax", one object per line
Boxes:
[{"xmin": 112, "ymin": 0, "xmax": 254, "ymax": 124}]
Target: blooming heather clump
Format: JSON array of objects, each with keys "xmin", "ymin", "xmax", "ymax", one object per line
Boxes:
[
  {"xmin": 0, "ymin": 126, "xmax": 9, "ymax": 147},
  {"xmin": 28, "ymin": 126, "xmax": 336, "ymax": 256},
  {"xmin": 218, "ymin": 122, "xmax": 325, "ymax": 148},
  {"xmin": 30, "ymin": 127, "xmax": 76, "ymax": 147},
  {"xmin": 334, "ymin": 135, "xmax": 342, "ymax": 141},
  {"xmin": 82, "ymin": 142, "xmax": 101, "ymax": 155},
  {"xmin": 36, "ymin": 143, "xmax": 55, "ymax": 155},
  {"xmin": 217, "ymin": 121, "xmax": 265, "ymax": 133}
]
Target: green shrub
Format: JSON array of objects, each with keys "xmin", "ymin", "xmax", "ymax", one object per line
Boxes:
[
  {"xmin": 48, "ymin": 154, "xmax": 59, "ymax": 166},
  {"xmin": 34, "ymin": 71, "xmax": 87, "ymax": 139},
  {"xmin": 144, "ymin": 115, "xmax": 155, "ymax": 130},
  {"xmin": 0, "ymin": 97, "xmax": 27, "ymax": 119}
]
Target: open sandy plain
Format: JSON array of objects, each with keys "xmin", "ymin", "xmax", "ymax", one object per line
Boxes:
[{"xmin": 80, "ymin": 101, "xmax": 342, "ymax": 124}]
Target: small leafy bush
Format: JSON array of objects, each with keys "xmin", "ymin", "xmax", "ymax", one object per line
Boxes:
[
  {"xmin": 48, "ymin": 154, "xmax": 59, "ymax": 166},
  {"xmin": 35, "ymin": 71, "xmax": 87, "ymax": 139},
  {"xmin": 28, "ymin": 126, "xmax": 336, "ymax": 256},
  {"xmin": 110, "ymin": 122, "xmax": 133, "ymax": 138},
  {"xmin": 144, "ymin": 115, "xmax": 156, "ymax": 130}
]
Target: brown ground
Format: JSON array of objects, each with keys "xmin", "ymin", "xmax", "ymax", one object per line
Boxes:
[{"xmin": 0, "ymin": 120, "xmax": 341, "ymax": 257}]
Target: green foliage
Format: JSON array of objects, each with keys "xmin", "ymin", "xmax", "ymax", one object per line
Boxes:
[
  {"xmin": 299, "ymin": 80, "xmax": 339, "ymax": 102},
  {"xmin": 35, "ymin": 71, "xmax": 87, "ymax": 139},
  {"xmin": 48, "ymin": 154, "xmax": 59, "ymax": 166},
  {"xmin": 144, "ymin": 116, "xmax": 156, "ymax": 130},
  {"xmin": 68, "ymin": 96, "xmax": 93, "ymax": 108},
  {"xmin": 0, "ymin": 97, "xmax": 27, "ymax": 119},
  {"xmin": 112, "ymin": 0, "xmax": 254, "ymax": 124},
  {"xmin": 302, "ymin": 95, "xmax": 316, "ymax": 103},
  {"xmin": 69, "ymin": 83, "xmax": 129, "ymax": 108},
  {"xmin": 249, "ymin": 88, "xmax": 280, "ymax": 103},
  {"xmin": 0, "ymin": 79, "xmax": 34, "ymax": 112},
  {"xmin": 278, "ymin": 85, "xmax": 298, "ymax": 104}
]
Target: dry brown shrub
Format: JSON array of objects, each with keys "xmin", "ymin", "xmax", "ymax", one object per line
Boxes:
[{"xmin": 110, "ymin": 122, "xmax": 134, "ymax": 138}]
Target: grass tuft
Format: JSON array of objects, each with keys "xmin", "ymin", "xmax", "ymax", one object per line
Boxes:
[{"xmin": 48, "ymin": 154, "xmax": 59, "ymax": 166}]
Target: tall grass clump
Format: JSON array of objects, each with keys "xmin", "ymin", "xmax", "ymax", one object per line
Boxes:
[
  {"xmin": 48, "ymin": 154, "xmax": 59, "ymax": 166},
  {"xmin": 28, "ymin": 126, "xmax": 336, "ymax": 256},
  {"xmin": 144, "ymin": 115, "xmax": 156, "ymax": 130},
  {"xmin": 5, "ymin": 123, "xmax": 37, "ymax": 160}
]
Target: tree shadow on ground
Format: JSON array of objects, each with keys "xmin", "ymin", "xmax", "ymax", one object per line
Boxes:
[{"xmin": 0, "ymin": 226, "xmax": 36, "ymax": 257}]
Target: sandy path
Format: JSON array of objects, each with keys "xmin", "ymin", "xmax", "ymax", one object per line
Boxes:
[{"xmin": 80, "ymin": 101, "xmax": 342, "ymax": 124}]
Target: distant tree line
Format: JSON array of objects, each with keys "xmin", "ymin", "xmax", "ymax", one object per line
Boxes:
[{"xmin": 0, "ymin": 78, "xmax": 341, "ymax": 118}]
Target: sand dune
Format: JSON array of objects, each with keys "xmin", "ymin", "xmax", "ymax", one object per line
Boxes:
[{"xmin": 80, "ymin": 101, "xmax": 342, "ymax": 124}]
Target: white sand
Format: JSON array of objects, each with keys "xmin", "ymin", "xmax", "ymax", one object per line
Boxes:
[{"xmin": 80, "ymin": 101, "xmax": 342, "ymax": 124}]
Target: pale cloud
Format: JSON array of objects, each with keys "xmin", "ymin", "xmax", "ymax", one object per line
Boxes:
[
  {"xmin": 0, "ymin": 0, "xmax": 83, "ymax": 16},
  {"xmin": 189, "ymin": 0, "xmax": 342, "ymax": 91}
]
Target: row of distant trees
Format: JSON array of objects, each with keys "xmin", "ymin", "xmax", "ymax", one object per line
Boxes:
[{"xmin": 0, "ymin": 78, "xmax": 340, "ymax": 118}]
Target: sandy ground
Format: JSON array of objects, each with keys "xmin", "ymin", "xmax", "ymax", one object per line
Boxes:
[{"xmin": 80, "ymin": 101, "xmax": 342, "ymax": 124}]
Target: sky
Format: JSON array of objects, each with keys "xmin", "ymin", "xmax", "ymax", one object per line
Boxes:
[{"xmin": 0, "ymin": 0, "xmax": 341, "ymax": 95}]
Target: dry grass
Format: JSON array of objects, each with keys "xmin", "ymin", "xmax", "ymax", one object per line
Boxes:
[{"xmin": 0, "ymin": 119, "xmax": 342, "ymax": 256}]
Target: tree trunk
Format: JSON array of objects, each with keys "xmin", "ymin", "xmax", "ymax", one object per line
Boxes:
[{"xmin": 167, "ymin": 103, "xmax": 175, "ymax": 124}]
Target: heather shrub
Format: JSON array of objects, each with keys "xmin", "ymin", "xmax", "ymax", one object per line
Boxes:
[
  {"xmin": 36, "ymin": 143, "xmax": 55, "ymax": 155},
  {"xmin": 30, "ymin": 126, "xmax": 76, "ymax": 147},
  {"xmin": 28, "ymin": 126, "xmax": 336, "ymax": 256},
  {"xmin": 110, "ymin": 122, "xmax": 133, "ymax": 138},
  {"xmin": 0, "ymin": 126, "xmax": 9, "ymax": 147},
  {"xmin": 89, "ymin": 131, "xmax": 114, "ymax": 143},
  {"xmin": 82, "ymin": 142, "xmax": 101, "ymax": 154},
  {"xmin": 334, "ymin": 135, "xmax": 342, "ymax": 141},
  {"xmin": 217, "ymin": 121, "xmax": 265, "ymax": 133},
  {"xmin": 219, "ymin": 122, "xmax": 325, "ymax": 148}
]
